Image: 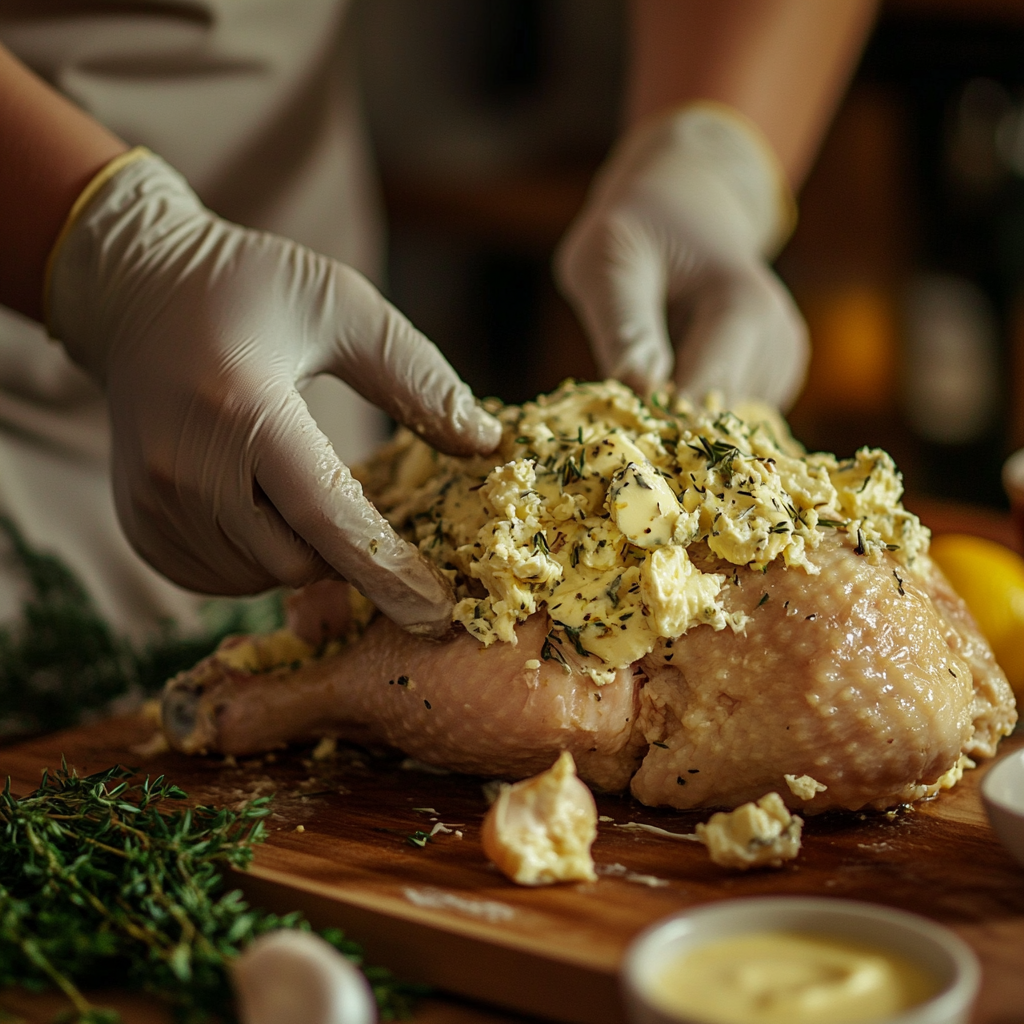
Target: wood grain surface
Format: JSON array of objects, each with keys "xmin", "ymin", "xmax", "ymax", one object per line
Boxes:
[{"xmin": 1, "ymin": 715, "xmax": 1021, "ymax": 1024}]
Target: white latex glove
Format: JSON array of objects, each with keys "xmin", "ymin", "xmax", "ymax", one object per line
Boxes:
[
  {"xmin": 232, "ymin": 931, "xmax": 376, "ymax": 1024},
  {"xmin": 556, "ymin": 102, "xmax": 809, "ymax": 409},
  {"xmin": 47, "ymin": 150, "xmax": 501, "ymax": 638}
]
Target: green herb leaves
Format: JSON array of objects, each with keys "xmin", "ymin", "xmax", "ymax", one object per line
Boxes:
[
  {"xmin": 0, "ymin": 517, "xmax": 281, "ymax": 741},
  {"xmin": 0, "ymin": 762, "xmax": 418, "ymax": 1023}
]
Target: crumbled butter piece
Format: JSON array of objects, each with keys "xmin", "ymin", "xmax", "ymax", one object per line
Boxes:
[
  {"xmin": 784, "ymin": 773, "xmax": 828, "ymax": 801},
  {"xmin": 481, "ymin": 751, "xmax": 598, "ymax": 886},
  {"xmin": 311, "ymin": 736, "xmax": 337, "ymax": 761},
  {"xmin": 696, "ymin": 792, "xmax": 803, "ymax": 870},
  {"xmin": 214, "ymin": 629, "xmax": 312, "ymax": 674},
  {"xmin": 360, "ymin": 380, "xmax": 927, "ymax": 682}
]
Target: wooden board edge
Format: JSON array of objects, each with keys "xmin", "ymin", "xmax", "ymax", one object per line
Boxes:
[{"xmin": 234, "ymin": 871, "xmax": 624, "ymax": 1024}]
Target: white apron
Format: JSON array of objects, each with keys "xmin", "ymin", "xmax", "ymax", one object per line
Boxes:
[{"xmin": 0, "ymin": 0, "xmax": 386, "ymax": 639}]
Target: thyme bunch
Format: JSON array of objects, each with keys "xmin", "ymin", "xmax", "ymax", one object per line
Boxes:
[
  {"xmin": 0, "ymin": 762, "xmax": 418, "ymax": 1023},
  {"xmin": 0, "ymin": 517, "xmax": 280, "ymax": 740}
]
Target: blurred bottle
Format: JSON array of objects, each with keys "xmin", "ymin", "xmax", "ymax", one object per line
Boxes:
[
  {"xmin": 903, "ymin": 274, "xmax": 1000, "ymax": 445},
  {"xmin": 799, "ymin": 284, "xmax": 899, "ymax": 416}
]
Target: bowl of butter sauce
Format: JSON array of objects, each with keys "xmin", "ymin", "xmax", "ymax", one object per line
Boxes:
[{"xmin": 621, "ymin": 897, "xmax": 979, "ymax": 1024}]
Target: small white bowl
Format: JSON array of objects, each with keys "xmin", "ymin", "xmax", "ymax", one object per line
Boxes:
[
  {"xmin": 981, "ymin": 748, "xmax": 1024, "ymax": 869},
  {"xmin": 621, "ymin": 896, "xmax": 979, "ymax": 1024}
]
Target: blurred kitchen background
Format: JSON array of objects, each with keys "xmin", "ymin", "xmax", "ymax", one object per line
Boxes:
[{"xmin": 354, "ymin": 0, "xmax": 1024, "ymax": 510}]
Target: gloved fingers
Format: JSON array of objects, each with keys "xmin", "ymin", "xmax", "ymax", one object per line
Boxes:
[
  {"xmin": 111, "ymin": 440, "xmax": 336, "ymax": 596},
  {"xmin": 319, "ymin": 264, "xmax": 500, "ymax": 457},
  {"xmin": 554, "ymin": 212, "xmax": 674, "ymax": 395},
  {"xmin": 254, "ymin": 386, "xmax": 455, "ymax": 638},
  {"xmin": 671, "ymin": 264, "xmax": 809, "ymax": 410}
]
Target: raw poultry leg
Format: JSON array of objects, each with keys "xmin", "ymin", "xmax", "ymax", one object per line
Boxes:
[
  {"xmin": 162, "ymin": 612, "xmax": 645, "ymax": 792},
  {"xmin": 162, "ymin": 537, "xmax": 1015, "ymax": 811}
]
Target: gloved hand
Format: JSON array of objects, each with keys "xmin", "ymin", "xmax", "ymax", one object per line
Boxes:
[
  {"xmin": 556, "ymin": 102, "xmax": 808, "ymax": 409},
  {"xmin": 46, "ymin": 149, "xmax": 501, "ymax": 638}
]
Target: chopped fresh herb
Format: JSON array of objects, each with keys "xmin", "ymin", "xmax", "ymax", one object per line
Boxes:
[
  {"xmin": 854, "ymin": 529, "xmax": 866, "ymax": 556},
  {"xmin": 407, "ymin": 830, "xmax": 432, "ymax": 849},
  {"xmin": 541, "ymin": 633, "xmax": 569, "ymax": 671},
  {"xmin": 515, "ymin": 436, "xmax": 530, "ymax": 444},
  {"xmin": 757, "ymin": 592, "xmax": 769, "ymax": 608},
  {"xmin": 817, "ymin": 518, "xmax": 847, "ymax": 529},
  {"xmin": 676, "ymin": 776, "xmax": 686, "ymax": 786},
  {"xmin": 686, "ymin": 435, "xmax": 743, "ymax": 473},
  {"xmin": 605, "ymin": 573, "xmax": 624, "ymax": 610},
  {"xmin": 554, "ymin": 622, "xmax": 593, "ymax": 659},
  {"xmin": 652, "ymin": 741, "xmax": 669, "ymax": 749},
  {"xmin": 533, "ymin": 531, "xmax": 550, "ymax": 555},
  {"xmin": 397, "ymin": 676, "xmax": 409, "ymax": 687},
  {"xmin": 893, "ymin": 570, "xmax": 905, "ymax": 597},
  {"xmin": 561, "ymin": 456, "xmax": 583, "ymax": 486}
]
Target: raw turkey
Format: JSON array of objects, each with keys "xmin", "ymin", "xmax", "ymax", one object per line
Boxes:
[{"xmin": 162, "ymin": 534, "xmax": 1015, "ymax": 812}]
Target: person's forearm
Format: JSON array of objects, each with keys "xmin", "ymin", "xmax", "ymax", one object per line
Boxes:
[
  {"xmin": 0, "ymin": 42, "xmax": 126, "ymax": 321},
  {"xmin": 628, "ymin": 0, "xmax": 878, "ymax": 188}
]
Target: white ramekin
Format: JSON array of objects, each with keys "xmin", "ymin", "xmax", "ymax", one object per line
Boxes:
[
  {"xmin": 621, "ymin": 896, "xmax": 980, "ymax": 1024},
  {"xmin": 981, "ymin": 747, "xmax": 1024, "ymax": 869}
]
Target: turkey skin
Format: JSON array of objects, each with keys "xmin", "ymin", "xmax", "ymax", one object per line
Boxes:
[{"xmin": 162, "ymin": 535, "xmax": 1015, "ymax": 812}]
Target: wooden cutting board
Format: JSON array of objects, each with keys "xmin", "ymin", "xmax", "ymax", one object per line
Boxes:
[{"xmin": 1, "ymin": 715, "xmax": 1021, "ymax": 1024}]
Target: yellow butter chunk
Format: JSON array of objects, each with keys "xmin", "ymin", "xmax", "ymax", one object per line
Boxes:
[
  {"xmin": 696, "ymin": 792, "xmax": 803, "ymax": 869},
  {"xmin": 356, "ymin": 380, "xmax": 928, "ymax": 684},
  {"xmin": 481, "ymin": 751, "xmax": 598, "ymax": 886},
  {"xmin": 213, "ymin": 629, "xmax": 312, "ymax": 674}
]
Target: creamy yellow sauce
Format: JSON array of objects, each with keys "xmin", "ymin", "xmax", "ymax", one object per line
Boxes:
[
  {"xmin": 647, "ymin": 931, "xmax": 936, "ymax": 1024},
  {"xmin": 358, "ymin": 380, "xmax": 929, "ymax": 684}
]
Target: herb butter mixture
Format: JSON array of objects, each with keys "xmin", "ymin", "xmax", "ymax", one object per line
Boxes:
[{"xmin": 360, "ymin": 380, "xmax": 929, "ymax": 684}]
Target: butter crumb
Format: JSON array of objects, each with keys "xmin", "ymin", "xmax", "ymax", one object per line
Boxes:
[
  {"xmin": 294, "ymin": 825, "xmax": 305, "ymax": 833},
  {"xmin": 311, "ymin": 736, "xmax": 337, "ymax": 761},
  {"xmin": 481, "ymin": 751, "xmax": 597, "ymax": 886},
  {"xmin": 784, "ymin": 773, "xmax": 828, "ymax": 801},
  {"xmin": 524, "ymin": 659, "xmax": 541, "ymax": 670},
  {"xmin": 696, "ymin": 792, "xmax": 803, "ymax": 870}
]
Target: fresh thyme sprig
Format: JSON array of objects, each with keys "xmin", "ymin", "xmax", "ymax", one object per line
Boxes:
[
  {"xmin": 0, "ymin": 762, "xmax": 421, "ymax": 1023},
  {"xmin": 0, "ymin": 517, "xmax": 280, "ymax": 740}
]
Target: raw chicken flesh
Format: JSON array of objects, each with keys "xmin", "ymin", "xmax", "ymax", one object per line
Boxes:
[
  {"xmin": 162, "ymin": 533, "xmax": 1016, "ymax": 812},
  {"xmin": 161, "ymin": 381, "xmax": 1017, "ymax": 812}
]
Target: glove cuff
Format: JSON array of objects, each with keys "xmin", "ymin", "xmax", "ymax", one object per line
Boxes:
[
  {"xmin": 43, "ymin": 147, "xmax": 151, "ymax": 329},
  {"xmin": 45, "ymin": 148, "xmax": 205, "ymax": 380},
  {"xmin": 609, "ymin": 101, "xmax": 798, "ymax": 257}
]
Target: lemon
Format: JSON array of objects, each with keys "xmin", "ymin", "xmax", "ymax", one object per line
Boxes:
[{"xmin": 929, "ymin": 533, "xmax": 1024, "ymax": 698}]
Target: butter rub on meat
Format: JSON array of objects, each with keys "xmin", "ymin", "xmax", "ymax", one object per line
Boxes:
[{"xmin": 162, "ymin": 382, "xmax": 1016, "ymax": 812}]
